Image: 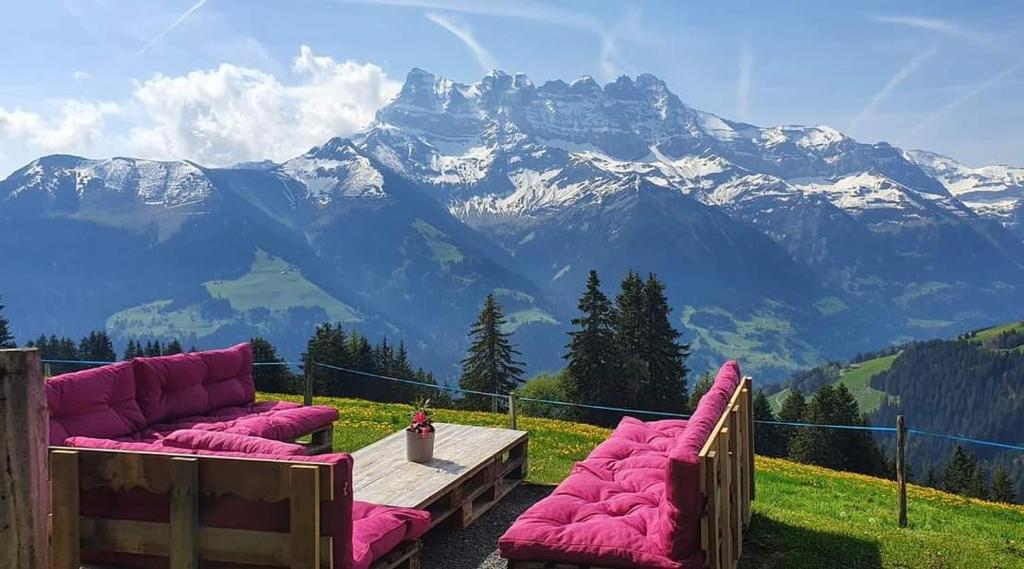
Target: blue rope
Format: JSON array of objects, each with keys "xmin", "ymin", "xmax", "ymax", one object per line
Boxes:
[
  {"xmin": 314, "ymin": 362, "xmax": 506, "ymax": 399},
  {"xmin": 518, "ymin": 396, "xmax": 692, "ymax": 419},
  {"xmin": 41, "ymin": 358, "xmax": 117, "ymax": 365},
  {"xmin": 756, "ymin": 419, "xmax": 897, "ymax": 433},
  {"xmin": 908, "ymin": 429, "xmax": 1024, "ymax": 452},
  {"xmin": 253, "ymin": 361, "xmax": 303, "ymax": 367}
]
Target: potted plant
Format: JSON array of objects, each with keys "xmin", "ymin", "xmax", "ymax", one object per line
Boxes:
[{"xmin": 406, "ymin": 398, "xmax": 435, "ymax": 463}]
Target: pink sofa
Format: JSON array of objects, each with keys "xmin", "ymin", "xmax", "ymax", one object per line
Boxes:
[
  {"xmin": 46, "ymin": 343, "xmax": 339, "ymax": 449},
  {"xmin": 75, "ymin": 450, "xmax": 430, "ymax": 569},
  {"xmin": 499, "ymin": 361, "xmax": 743, "ymax": 569}
]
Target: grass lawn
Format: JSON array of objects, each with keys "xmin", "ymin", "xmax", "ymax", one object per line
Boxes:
[
  {"xmin": 769, "ymin": 353, "xmax": 898, "ymax": 415},
  {"xmin": 260, "ymin": 393, "xmax": 1024, "ymax": 569}
]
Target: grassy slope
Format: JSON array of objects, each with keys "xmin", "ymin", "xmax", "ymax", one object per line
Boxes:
[
  {"xmin": 769, "ymin": 353, "xmax": 898, "ymax": 414},
  {"xmin": 262, "ymin": 394, "xmax": 1024, "ymax": 569}
]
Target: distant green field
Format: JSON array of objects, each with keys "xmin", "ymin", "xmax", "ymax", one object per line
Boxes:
[
  {"xmin": 969, "ymin": 320, "xmax": 1024, "ymax": 344},
  {"xmin": 412, "ymin": 219, "xmax": 464, "ymax": 268},
  {"xmin": 769, "ymin": 353, "xmax": 898, "ymax": 414}
]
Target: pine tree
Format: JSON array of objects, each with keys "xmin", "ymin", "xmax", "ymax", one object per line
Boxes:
[
  {"xmin": 943, "ymin": 446, "xmax": 979, "ymax": 496},
  {"xmin": 789, "ymin": 385, "xmax": 843, "ymax": 469},
  {"xmin": 124, "ymin": 340, "xmax": 140, "ymax": 360},
  {"xmin": 992, "ymin": 466, "xmax": 1016, "ymax": 504},
  {"xmin": 688, "ymin": 371, "xmax": 714, "ymax": 412},
  {"xmin": 0, "ymin": 295, "xmax": 15, "ymax": 348},
  {"xmin": 302, "ymin": 323, "xmax": 348, "ymax": 397},
  {"xmin": 924, "ymin": 466, "xmax": 939, "ymax": 489},
  {"xmin": 777, "ymin": 388, "xmax": 807, "ymax": 456},
  {"xmin": 613, "ymin": 271, "xmax": 646, "ymax": 408},
  {"xmin": 752, "ymin": 390, "xmax": 786, "ymax": 457},
  {"xmin": 251, "ymin": 337, "xmax": 296, "ymax": 394},
  {"xmin": 165, "ymin": 339, "xmax": 183, "ymax": 355},
  {"xmin": 459, "ymin": 294, "xmax": 524, "ymax": 411},
  {"xmin": 79, "ymin": 331, "xmax": 116, "ymax": 362},
  {"xmin": 639, "ymin": 273, "xmax": 689, "ymax": 412},
  {"xmin": 565, "ymin": 271, "xmax": 620, "ymax": 424}
]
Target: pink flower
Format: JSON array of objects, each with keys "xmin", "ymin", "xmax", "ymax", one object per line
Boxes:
[{"xmin": 413, "ymin": 411, "xmax": 429, "ymax": 424}]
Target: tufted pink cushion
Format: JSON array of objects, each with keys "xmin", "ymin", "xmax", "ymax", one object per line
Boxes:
[
  {"xmin": 352, "ymin": 502, "xmax": 431, "ymax": 569},
  {"xmin": 47, "ymin": 362, "xmax": 146, "ymax": 445},
  {"xmin": 132, "ymin": 343, "xmax": 255, "ymax": 424},
  {"xmin": 161, "ymin": 429, "xmax": 308, "ymax": 456},
  {"xmin": 659, "ymin": 360, "xmax": 742, "ymax": 560},
  {"xmin": 146, "ymin": 401, "xmax": 340, "ymax": 442}
]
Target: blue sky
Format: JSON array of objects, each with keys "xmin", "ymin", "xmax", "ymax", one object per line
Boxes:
[{"xmin": 0, "ymin": 0, "xmax": 1021, "ymax": 176}]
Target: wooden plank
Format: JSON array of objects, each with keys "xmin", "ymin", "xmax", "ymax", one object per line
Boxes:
[
  {"xmin": 49, "ymin": 449, "xmax": 80, "ymax": 569},
  {"xmin": 744, "ymin": 378, "xmax": 756, "ymax": 505},
  {"xmin": 701, "ymin": 451, "xmax": 720, "ymax": 569},
  {"xmin": 169, "ymin": 457, "xmax": 199, "ymax": 569},
  {"xmin": 290, "ymin": 464, "xmax": 321, "ymax": 569},
  {"xmin": 370, "ymin": 540, "xmax": 420, "ymax": 569},
  {"xmin": 728, "ymin": 407, "xmax": 742, "ymax": 563},
  {"xmin": 57, "ymin": 447, "xmax": 333, "ymax": 502},
  {"xmin": 79, "ymin": 518, "xmax": 334, "ymax": 567},
  {"xmin": 0, "ymin": 348, "xmax": 49, "ymax": 569},
  {"xmin": 719, "ymin": 433, "xmax": 734, "ymax": 569},
  {"xmin": 351, "ymin": 423, "xmax": 528, "ymax": 509}
]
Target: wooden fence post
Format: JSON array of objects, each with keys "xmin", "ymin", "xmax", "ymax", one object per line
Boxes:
[
  {"xmin": 896, "ymin": 415, "xmax": 907, "ymax": 528},
  {"xmin": 508, "ymin": 392, "xmax": 518, "ymax": 430},
  {"xmin": 303, "ymin": 365, "xmax": 313, "ymax": 407},
  {"xmin": 0, "ymin": 348, "xmax": 49, "ymax": 569}
]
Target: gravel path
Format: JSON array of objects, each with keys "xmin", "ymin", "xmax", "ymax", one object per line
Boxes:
[{"xmin": 420, "ymin": 484, "xmax": 553, "ymax": 569}]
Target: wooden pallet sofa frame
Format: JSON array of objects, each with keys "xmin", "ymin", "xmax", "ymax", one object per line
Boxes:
[
  {"xmin": 49, "ymin": 446, "xmax": 429, "ymax": 569},
  {"xmin": 46, "ymin": 343, "xmax": 337, "ymax": 456},
  {"xmin": 499, "ymin": 361, "xmax": 754, "ymax": 569}
]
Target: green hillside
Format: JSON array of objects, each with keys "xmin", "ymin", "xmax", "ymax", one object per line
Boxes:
[
  {"xmin": 769, "ymin": 352, "xmax": 898, "ymax": 414},
  {"xmin": 261, "ymin": 394, "xmax": 1024, "ymax": 569}
]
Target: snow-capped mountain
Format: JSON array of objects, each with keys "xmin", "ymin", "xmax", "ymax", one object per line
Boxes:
[{"xmin": 3, "ymin": 67, "xmax": 1024, "ymax": 381}]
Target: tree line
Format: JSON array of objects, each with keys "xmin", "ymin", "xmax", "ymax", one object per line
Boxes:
[{"xmin": 456, "ymin": 269, "xmax": 690, "ymax": 426}]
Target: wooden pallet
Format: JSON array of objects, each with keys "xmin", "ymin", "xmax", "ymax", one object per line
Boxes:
[
  {"xmin": 371, "ymin": 540, "xmax": 421, "ymax": 569},
  {"xmin": 351, "ymin": 423, "xmax": 529, "ymax": 533},
  {"xmin": 293, "ymin": 425, "xmax": 334, "ymax": 455}
]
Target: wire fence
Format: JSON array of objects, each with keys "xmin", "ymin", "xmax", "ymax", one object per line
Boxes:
[{"xmin": 39, "ymin": 357, "xmax": 1024, "ymax": 453}]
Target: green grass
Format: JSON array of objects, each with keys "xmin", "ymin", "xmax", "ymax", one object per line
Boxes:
[
  {"xmin": 259, "ymin": 394, "xmax": 1024, "ymax": 568},
  {"xmin": 412, "ymin": 219, "xmax": 465, "ymax": 268},
  {"xmin": 770, "ymin": 353, "xmax": 898, "ymax": 414},
  {"xmin": 970, "ymin": 321, "xmax": 1024, "ymax": 344},
  {"xmin": 204, "ymin": 249, "xmax": 360, "ymax": 323}
]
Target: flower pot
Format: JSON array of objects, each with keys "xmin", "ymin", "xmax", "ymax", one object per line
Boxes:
[{"xmin": 406, "ymin": 429, "xmax": 435, "ymax": 463}]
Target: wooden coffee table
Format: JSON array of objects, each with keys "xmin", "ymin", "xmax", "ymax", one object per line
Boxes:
[{"xmin": 351, "ymin": 423, "xmax": 528, "ymax": 530}]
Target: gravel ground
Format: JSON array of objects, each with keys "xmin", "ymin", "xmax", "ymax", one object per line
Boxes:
[{"xmin": 420, "ymin": 484, "xmax": 554, "ymax": 569}]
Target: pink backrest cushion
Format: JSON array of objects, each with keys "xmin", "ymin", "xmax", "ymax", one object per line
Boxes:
[
  {"xmin": 79, "ymin": 451, "xmax": 355, "ymax": 569},
  {"xmin": 46, "ymin": 362, "xmax": 147, "ymax": 445},
  {"xmin": 161, "ymin": 429, "xmax": 307, "ymax": 456},
  {"xmin": 659, "ymin": 360, "xmax": 742, "ymax": 560},
  {"xmin": 133, "ymin": 343, "xmax": 255, "ymax": 424}
]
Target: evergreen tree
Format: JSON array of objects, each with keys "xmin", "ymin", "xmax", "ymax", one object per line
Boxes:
[
  {"xmin": 459, "ymin": 294, "xmax": 524, "ymax": 411},
  {"xmin": 752, "ymin": 390, "xmax": 786, "ymax": 457},
  {"xmin": 79, "ymin": 331, "xmax": 116, "ymax": 362},
  {"xmin": 302, "ymin": 323, "xmax": 349, "ymax": 397},
  {"xmin": 165, "ymin": 339, "xmax": 183, "ymax": 355},
  {"xmin": 639, "ymin": 273, "xmax": 689, "ymax": 412},
  {"xmin": 565, "ymin": 271, "xmax": 620, "ymax": 424},
  {"xmin": 0, "ymin": 295, "xmax": 15, "ymax": 348},
  {"xmin": 992, "ymin": 466, "xmax": 1016, "ymax": 503},
  {"xmin": 251, "ymin": 337, "xmax": 296, "ymax": 394},
  {"xmin": 924, "ymin": 466, "xmax": 939, "ymax": 489},
  {"xmin": 124, "ymin": 340, "xmax": 140, "ymax": 360},
  {"xmin": 613, "ymin": 271, "xmax": 646, "ymax": 408},
  {"xmin": 788, "ymin": 384, "xmax": 886, "ymax": 475},
  {"xmin": 789, "ymin": 385, "xmax": 843, "ymax": 469},
  {"xmin": 776, "ymin": 388, "xmax": 807, "ymax": 456},
  {"xmin": 688, "ymin": 371, "xmax": 714, "ymax": 412},
  {"xmin": 943, "ymin": 446, "xmax": 980, "ymax": 496}
]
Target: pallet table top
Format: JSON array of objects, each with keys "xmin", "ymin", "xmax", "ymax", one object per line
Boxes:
[{"xmin": 351, "ymin": 422, "xmax": 528, "ymax": 509}]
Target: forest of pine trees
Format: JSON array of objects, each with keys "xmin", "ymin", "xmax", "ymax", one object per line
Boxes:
[
  {"xmin": 560, "ymin": 270, "xmax": 690, "ymax": 425},
  {"xmin": 0, "ymin": 295, "xmax": 15, "ymax": 349}
]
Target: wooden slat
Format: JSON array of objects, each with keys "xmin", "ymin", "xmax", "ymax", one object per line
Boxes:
[
  {"xmin": 49, "ymin": 449, "xmax": 80, "ymax": 569},
  {"xmin": 54, "ymin": 447, "xmax": 333, "ymax": 502},
  {"xmin": 351, "ymin": 423, "xmax": 528, "ymax": 509},
  {"xmin": 728, "ymin": 407, "xmax": 742, "ymax": 563},
  {"xmin": 743, "ymin": 378, "xmax": 756, "ymax": 505},
  {"xmin": 701, "ymin": 450, "xmax": 720, "ymax": 569},
  {"xmin": 290, "ymin": 464, "xmax": 321, "ymax": 569},
  {"xmin": 719, "ymin": 432, "xmax": 734, "ymax": 569},
  {"xmin": 79, "ymin": 518, "xmax": 334, "ymax": 567},
  {"xmin": 169, "ymin": 457, "xmax": 198, "ymax": 569}
]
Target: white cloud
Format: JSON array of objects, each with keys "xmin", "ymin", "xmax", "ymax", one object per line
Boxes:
[
  {"xmin": 737, "ymin": 48, "xmax": 754, "ymax": 122},
  {"xmin": 906, "ymin": 63, "xmax": 1024, "ymax": 139},
  {"xmin": 73, "ymin": 70, "xmax": 94, "ymax": 82},
  {"xmin": 848, "ymin": 47, "xmax": 937, "ymax": 137},
  {"xmin": 425, "ymin": 12, "xmax": 498, "ymax": 73},
  {"xmin": 127, "ymin": 46, "xmax": 400, "ymax": 165},
  {"xmin": 0, "ymin": 100, "xmax": 118, "ymax": 157}
]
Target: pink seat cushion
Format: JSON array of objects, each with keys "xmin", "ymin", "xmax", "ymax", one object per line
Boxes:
[
  {"xmin": 660, "ymin": 360, "xmax": 742, "ymax": 560},
  {"xmin": 161, "ymin": 429, "xmax": 307, "ymax": 456},
  {"xmin": 144, "ymin": 401, "xmax": 339, "ymax": 442},
  {"xmin": 47, "ymin": 362, "xmax": 146, "ymax": 445},
  {"xmin": 499, "ymin": 459, "xmax": 689, "ymax": 569},
  {"xmin": 351, "ymin": 502, "xmax": 431, "ymax": 569},
  {"xmin": 133, "ymin": 343, "xmax": 255, "ymax": 424}
]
